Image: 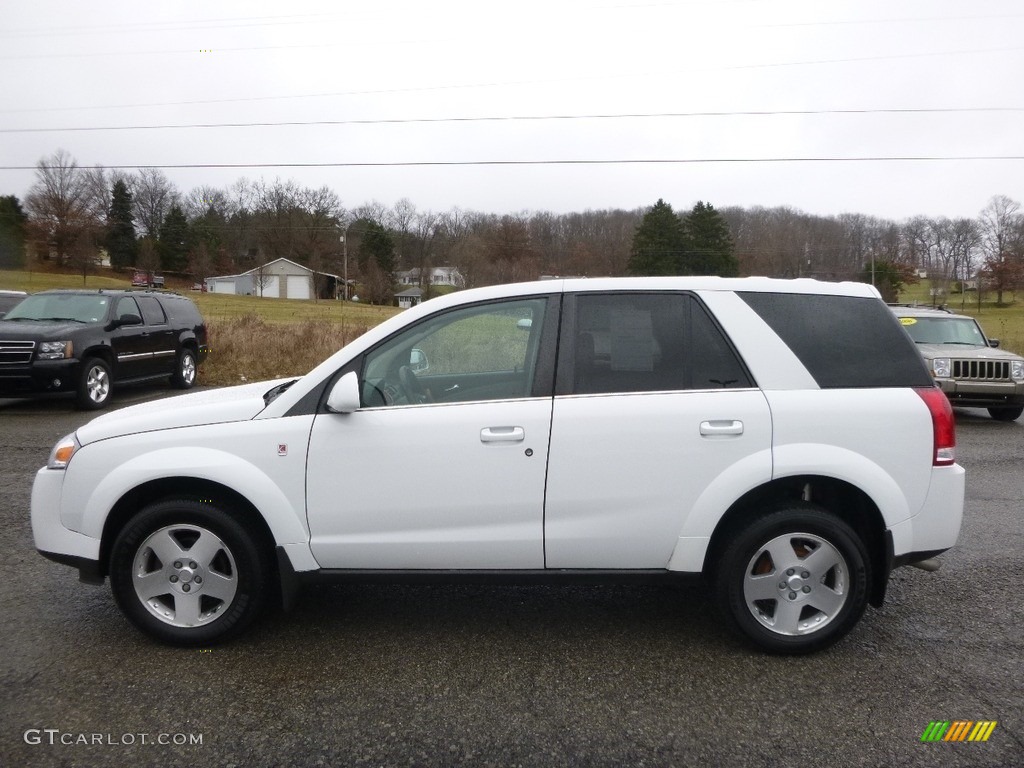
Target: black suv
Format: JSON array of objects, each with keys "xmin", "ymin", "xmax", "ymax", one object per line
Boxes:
[{"xmin": 0, "ymin": 289, "xmax": 208, "ymax": 409}]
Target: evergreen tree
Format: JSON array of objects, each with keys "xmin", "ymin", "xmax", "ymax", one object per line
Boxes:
[
  {"xmin": 105, "ymin": 180, "xmax": 137, "ymax": 269},
  {"xmin": 357, "ymin": 221, "xmax": 396, "ymax": 304},
  {"xmin": 681, "ymin": 201, "xmax": 738, "ymax": 276},
  {"xmin": 157, "ymin": 204, "xmax": 190, "ymax": 272},
  {"xmin": 0, "ymin": 195, "xmax": 28, "ymax": 269},
  {"xmin": 628, "ymin": 199, "xmax": 688, "ymax": 275}
]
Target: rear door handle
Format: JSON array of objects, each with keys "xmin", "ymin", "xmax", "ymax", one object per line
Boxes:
[
  {"xmin": 700, "ymin": 420, "xmax": 744, "ymax": 436},
  {"xmin": 480, "ymin": 426, "xmax": 525, "ymax": 443}
]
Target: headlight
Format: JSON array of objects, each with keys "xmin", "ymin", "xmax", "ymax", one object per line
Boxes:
[
  {"xmin": 1012, "ymin": 360, "xmax": 1024, "ymax": 382},
  {"xmin": 932, "ymin": 357, "xmax": 951, "ymax": 378},
  {"xmin": 47, "ymin": 433, "xmax": 80, "ymax": 470},
  {"xmin": 37, "ymin": 340, "xmax": 73, "ymax": 360}
]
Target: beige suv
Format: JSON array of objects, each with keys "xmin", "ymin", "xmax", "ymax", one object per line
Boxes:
[{"xmin": 892, "ymin": 305, "xmax": 1024, "ymax": 421}]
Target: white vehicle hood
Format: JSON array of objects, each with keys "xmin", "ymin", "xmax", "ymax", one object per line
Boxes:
[{"xmin": 75, "ymin": 379, "xmax": 293, "ymax": 445}]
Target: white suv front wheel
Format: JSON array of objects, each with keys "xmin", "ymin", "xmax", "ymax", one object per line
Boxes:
[
  {"xmin": 109, "ymin": 500, "xmax": 268, "ymax": 645},
  {"xmin": 716, "ymin": 505, "xmax": 870, "ymax": 654}
]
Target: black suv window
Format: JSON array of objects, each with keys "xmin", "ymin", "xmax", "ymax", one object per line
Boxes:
[
  {"xmin": 5, "ymin": 293, "xmax": 110, "ymax": 323},
  {"xmin": 137, "ymin": 296, "xmax": 167, "ymax": 325},
  {"xmin": 113, "ymin": 296, "xmax": 142, "ymax": 323},
  {"xmin": 561, "ymin": 293, "xmax": 751, "ymax": 395},
  {"xmin": 738, "ymin": 292, "xmax": 933, "ymax": 388}
]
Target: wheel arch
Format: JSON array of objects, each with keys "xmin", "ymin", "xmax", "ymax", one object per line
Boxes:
[
  {"xmin": 703, "ymin": 475, "xmax": 891, "ymax": 607},
  {"xmin": 98, "ymin": 477, "xmax": 277, "ymax": 582},
  {"xmin": 80, "ymin": 345, "xmax": 115, "ymax": 368}
]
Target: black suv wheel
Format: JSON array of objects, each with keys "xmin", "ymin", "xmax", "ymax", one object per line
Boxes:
[{"xmin": 76, "ymin": 357, "xmax": 113, "ymax": 410}]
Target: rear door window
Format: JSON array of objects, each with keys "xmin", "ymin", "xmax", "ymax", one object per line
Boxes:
[
  {"xmin": 558, "ymin": 292, "xmax": 752, "ymax": 395},
  {"xmin": 137, "ymin": 296, "xmax": 167, "ymax": 326}
]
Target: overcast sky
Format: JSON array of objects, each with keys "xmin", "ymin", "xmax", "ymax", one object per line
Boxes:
[{"xmin": 2, "ymin": 0, "xmax": 1022, "ymax": 221}]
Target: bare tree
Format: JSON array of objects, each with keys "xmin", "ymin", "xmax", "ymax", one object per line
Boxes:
[
  {"xmin": 131, "ymin": 168, "xmax": 179, "ymax": 239},
  {"xmin": 136, "ymin": 238, "xmax": 160, "ymax": 274},
  {"xmin": 24, "ymin": 149, "xmax": 105, "ymax": 266},
  {"xmin": 978, "ymin": 195, "xmax": 1024, "ymax": 304}
]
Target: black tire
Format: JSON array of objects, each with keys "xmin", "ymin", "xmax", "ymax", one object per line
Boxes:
[
  {"xmin": 76, "ymin": 357, "xmax": 113, "ymax": 410},
  {"xmin": 109, "ymin": 500, "xmax": 269, "ymax": 645},
  {"xmin": 988, "ymin": 406, "xmax": 1023, "ymax": 422},
  {"xmin": 715, "ymin": 505, "xmax": 871, "ymax": 654},
  {"xmin": 171, "ymin": 347, "xmax": 198, "ymax": 389}
]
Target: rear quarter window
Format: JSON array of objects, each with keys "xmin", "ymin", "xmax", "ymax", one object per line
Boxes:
[
  {"xmin": 738, "ymin": 292, "xmax": 933, "ymax": 388},
  {"xmin": 160, "ymin": 296, "xmax": 204, "ymax": 326}
]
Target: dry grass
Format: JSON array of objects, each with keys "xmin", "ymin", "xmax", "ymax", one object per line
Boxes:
[{"xmin": 201, "ymin": 314, "xmax": 372, "ymax": 386}]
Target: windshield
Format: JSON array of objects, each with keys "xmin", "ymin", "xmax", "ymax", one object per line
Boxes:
[
  {"xmin": 4, "ymin": 294, "xmax": 111, "ymax": 323},
  {"xmin": 899, "ymin": 316, "xmax": 987, "ymax": 346}
]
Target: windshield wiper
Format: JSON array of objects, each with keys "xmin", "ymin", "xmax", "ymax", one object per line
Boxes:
[
  {"xmin": 263, "ymin": 379, "xmax": 298, "ymax": 405},
  {"xmin": 43, "ymin": 317, "xmax": 87, "ymax": 323}
]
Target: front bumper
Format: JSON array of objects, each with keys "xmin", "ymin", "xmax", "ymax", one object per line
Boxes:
[
  {"xmin": 31, "ymin": 466, "xmax": 102, "ymax": 579},
  {"xmin": 0, "ymin": 359, "xmax": 80, "ymax": 396},
  {"xmin": 935, "ymin": 378, "xmax": 1024, "ymax": 409}
]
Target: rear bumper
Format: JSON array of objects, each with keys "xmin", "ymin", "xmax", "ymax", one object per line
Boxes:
[{"xmin": 889, "ymin": 463, "xmax": 966, "ymax": 559}]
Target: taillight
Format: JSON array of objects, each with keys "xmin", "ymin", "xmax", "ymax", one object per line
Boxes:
[{"xmin": 916, "ymin": 387, "xmax": 956, "ymax": 466}]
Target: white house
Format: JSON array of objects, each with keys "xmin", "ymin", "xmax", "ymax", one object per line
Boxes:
[
  {"xmin": 206, "ymin": 257, "xmax": 341, "ymax": 300},
  {"xmin": 395, "ymin": 266, "xmax": 465, "ymax": 288}
]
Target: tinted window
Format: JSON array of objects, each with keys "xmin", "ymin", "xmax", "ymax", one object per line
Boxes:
[
  {"xmin": 114, "ymin": 296, "xmax": 142, "ymax": 321},
  {"xmin": 739, "ymin": 292, "xmax": 933, "ymax": 388},
  {"xmin": 564, "ymin": 293, "xmax": 751, "ymax": 395},
  {"xmin": 163, "ymin": 296, "xmax": 204, "ymax": 326},
  {"xmin": 137, "ymin": 296, "xmax": 167, "ymax": 325}
]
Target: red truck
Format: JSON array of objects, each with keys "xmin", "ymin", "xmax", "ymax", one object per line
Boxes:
[{"xmin": 131, "ymin": 270, "xmax": 165, "ymax": 288}]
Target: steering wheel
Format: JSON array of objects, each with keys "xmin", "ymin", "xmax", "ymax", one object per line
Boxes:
[{"xmin": 398, "ymin": 365, "xmax": 429, "ymax": 404}]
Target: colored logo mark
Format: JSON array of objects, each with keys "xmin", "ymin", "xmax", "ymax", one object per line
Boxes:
[{"xmin": 921, "ymin": 721, "xmax": 997, "ymax": 742}]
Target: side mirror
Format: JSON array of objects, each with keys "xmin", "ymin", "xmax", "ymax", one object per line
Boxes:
[
  {"xmin": 989, "ymin": 339, "xmax": 1000, "ymax": 348},
  {"xmin": 409, "ymin": 348, "xmax": 429, "ymax": 373},
  {"xmin": 115, "ymin": 313, "xmax": 143, "ymax": 327},
  {"xmin": 325, "ymin": 371, "xmax": 361, "ymax": 413}
]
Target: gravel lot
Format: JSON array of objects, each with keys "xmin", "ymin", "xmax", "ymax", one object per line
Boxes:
[{"xmin": 1, "ymin": 389, "xmax": 1022, "ymax": 767}]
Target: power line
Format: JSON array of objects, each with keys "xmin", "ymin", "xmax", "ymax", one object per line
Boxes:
[
  {"xmin": 3, "ymin": 107, "xmax": 1023, "ymax": 135},
  {"xmin": 3, "ymin": 45, "xmax": 1021, "ymax": 114},
  {"xmin": 3, "ymin": 156, "xmax": 1023, "ymax": 173}
]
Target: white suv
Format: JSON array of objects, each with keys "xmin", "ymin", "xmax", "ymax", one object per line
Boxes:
[{"xmin": 32, "ymin": 278, "xmax": 965, "ymax": 654}]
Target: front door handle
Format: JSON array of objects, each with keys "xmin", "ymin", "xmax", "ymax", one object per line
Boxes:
[
  {"xmin": 700, "ymin": 420, "xmax": 744, "ymax": 436},
  {"xmin": 480, "ymin": 426, "xmax": 525, "ymax": 443}
]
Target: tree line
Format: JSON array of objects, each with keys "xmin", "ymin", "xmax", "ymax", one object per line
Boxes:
[{"xmin": 2, "ymin": 149, "xmax": 1023, "ymax": 305}]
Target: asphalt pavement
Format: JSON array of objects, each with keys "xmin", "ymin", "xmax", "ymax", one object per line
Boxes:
[{"xmin": 1, "ymin": 388, "xmax": 1021, "ymax": 767}]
